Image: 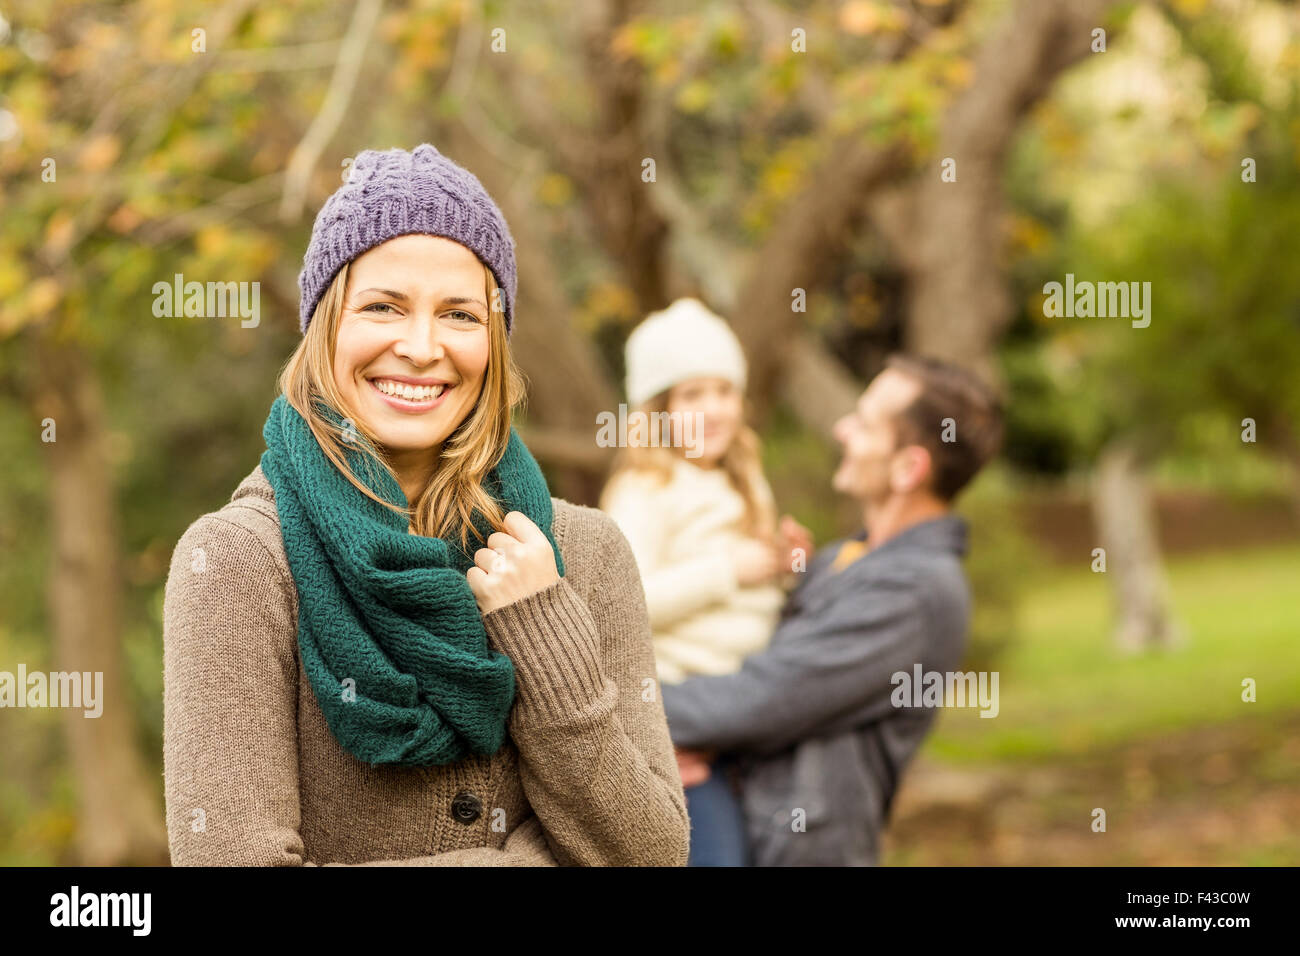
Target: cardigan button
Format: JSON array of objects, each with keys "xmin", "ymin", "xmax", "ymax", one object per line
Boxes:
[{"xmin": 451, "ymin": 791, "xmax": 483, "ymax": 825}]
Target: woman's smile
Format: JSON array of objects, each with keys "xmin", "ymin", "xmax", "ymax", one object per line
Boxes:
[{"xmin": 366, "ymin": 374, "xmax": 456, "ymax": 415}]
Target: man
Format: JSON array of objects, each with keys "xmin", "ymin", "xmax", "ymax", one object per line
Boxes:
[{"xmin": 661, "ymin": 354, "xmax": 1004, "ymax": 866}]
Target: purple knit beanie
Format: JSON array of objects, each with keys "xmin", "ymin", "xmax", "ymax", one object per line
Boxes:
[{"xmin": 297, "ymin": 143, "xmax": 518, "ymax": 336}]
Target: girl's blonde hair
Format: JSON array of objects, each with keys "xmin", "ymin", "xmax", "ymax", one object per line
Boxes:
[
  {"xmin": 278, "ymin": 260, "xmax": 527, "ymax": 550},
  {"xmin": 604, "ymin": 388, "xmax": 776, "ymax": 541}
]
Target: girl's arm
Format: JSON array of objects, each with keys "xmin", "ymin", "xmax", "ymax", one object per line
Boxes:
[
  {"xmin": 481, "ymin": 508, "xmax": 691, "ymax": 866},
  {"xmin": 600, "ymin": 473, "xmax": 739, "ymax": 630},
  {"xmin": 162, "ymin": 512, "xmax": 556, "ymax": 867}
]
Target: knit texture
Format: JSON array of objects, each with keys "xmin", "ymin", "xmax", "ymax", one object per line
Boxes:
[
  {"xmin": 297, "ymin": 143, "xmax": 518, "ymax": 335},
  {"xmin": 600, "ymin": 457, "xmax": 784, "ymax": 685},
  {"xmin": 163, "ymin": 466, "xmax": 689, "ymax": 866},
  {"xmin": 624, "ymin": 298, "xmax": 748, "ymax": 406},
  {"xmin": 259, "ymin": 393, "xmax": 564, "ymax": 767}
]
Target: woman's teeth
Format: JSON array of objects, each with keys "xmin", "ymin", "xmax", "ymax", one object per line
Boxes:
[{"xmin": 373, "ymin": 379, "xmax": 447, "ymax": 401}]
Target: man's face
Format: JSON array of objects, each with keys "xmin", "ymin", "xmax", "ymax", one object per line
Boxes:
[{"xmin": 831, "ymin": 369, "xmax": 926, "ymax": 504}]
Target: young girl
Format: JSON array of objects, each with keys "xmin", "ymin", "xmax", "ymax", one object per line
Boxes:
[
  {"xmin": 162, "ymin": 144, "xmax": 689, "ymax": 866},
  {"xmin": 599, "ymin": 298, "xmax": 811, "ymax": 866}
]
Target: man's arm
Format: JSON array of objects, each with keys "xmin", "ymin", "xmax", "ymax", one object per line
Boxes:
[{"xmin": 660, "ymin": 575, "xmax": 927, "ymax": 755}]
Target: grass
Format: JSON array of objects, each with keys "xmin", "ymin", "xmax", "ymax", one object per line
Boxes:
[{"xmin": 926, "ymin": 542, "xmax": 1300, "ymax": 762}]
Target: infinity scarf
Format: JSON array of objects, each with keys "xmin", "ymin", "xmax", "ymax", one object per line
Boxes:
[{"xmin": 260, "ymin": 394, "xmax": 565, "ymax": 766}]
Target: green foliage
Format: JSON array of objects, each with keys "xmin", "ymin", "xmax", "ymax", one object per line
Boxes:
[
  {"xmin": 996, "ymin": 0, "xmax": 1300, "ymax": 475},
  {"xmin": 1079, "ymin": 151, "xmax": 1300, "ymax": 457},
  {"xmin": 955, "ymin": 467, "xmax": 1043, "ymax": 671},
  {"xmin": 928, "ymin": 543, "xmax": 1300, "ymax": 763}
]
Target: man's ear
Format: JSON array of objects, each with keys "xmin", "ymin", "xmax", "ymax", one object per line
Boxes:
[{"xmin": 891, "ymin": 445, "xmax": 933, "ymax": 494}]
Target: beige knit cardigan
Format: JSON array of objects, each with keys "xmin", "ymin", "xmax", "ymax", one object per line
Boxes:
[{"xmin": 162, "ymin": 465, "xmax": 689, "ymax": 866}]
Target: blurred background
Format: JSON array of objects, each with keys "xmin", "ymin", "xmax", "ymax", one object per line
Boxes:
[{"xmin": 1, "ymin": 0, "xmax": 1298, "ymax": 866}]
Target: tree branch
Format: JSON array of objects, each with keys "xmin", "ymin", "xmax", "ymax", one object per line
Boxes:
[{"xmin": 278, "ymin": 0, "xmax": 384, "ymax": 222}]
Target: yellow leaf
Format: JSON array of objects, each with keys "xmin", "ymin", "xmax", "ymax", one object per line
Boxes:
[
  {"xmin": 675, "ymin": 79, "xmax": 712, "ymax": 113},
  {"xmin": 196, "ymin": 225, "xmax": 231, "ymax": 257},
  {"xmin": 537, "ymin": 173, "xmax": 574, "ymax": 207},
  {"xmin": 27, "ymin": 276, "xmax": 62, "ymax": 317},
  {"xmin": 839, "ymin": 1, "xmax": 880, "ymax": 36},
  {"xmin": 107, "ymin": 203, "xmax": 144, "ymax": 234},
  {"xmin": 0, "ymin": 305, "xmax": 22, "ymax": 338},
  {"xmin": 78, "ymin": 134, "xmax": 120, "ymax": 173},
  {"xmin": 577, "ymin": 281, "xmax": 638, "ymax": 332},
  {"xmin": 944, "ymin": 58, "xmax": 974, "ymax": 89},
  {"xmin": 44, "ymin": 211, "xmax": 76, "ymax": 257}
]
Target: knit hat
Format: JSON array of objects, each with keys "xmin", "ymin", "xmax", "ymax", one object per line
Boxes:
[
  {"xmin": 624, "ymin": 298, "xmax": 748, "ymax": 406},
  {"xmin": 297, "ymin": 143, "xmax": 518, "ymax": 336}
]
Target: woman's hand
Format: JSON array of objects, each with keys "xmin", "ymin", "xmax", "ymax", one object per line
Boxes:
[{"xmin": 467, "ymin": 511, "xmax": 560, "ymax": 616}]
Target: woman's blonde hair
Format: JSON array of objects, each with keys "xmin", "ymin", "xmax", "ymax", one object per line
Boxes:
[
  {"xmin": 278, "ymin": 260, "xmax": 527, "ymax": 550},
  {"xmin": 605, "ymin": 388, "xmax": 776, "ymax": 541}
]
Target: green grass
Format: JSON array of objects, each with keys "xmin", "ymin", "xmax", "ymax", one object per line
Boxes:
[{"xmin": 926, "ymin": 542, "xmax": 1300, "ymax": 762}]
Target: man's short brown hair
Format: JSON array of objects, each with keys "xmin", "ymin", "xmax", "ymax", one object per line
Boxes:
[{"xmin": 884, "ymin": 354, "xmax": 1004, "ymax": 502}]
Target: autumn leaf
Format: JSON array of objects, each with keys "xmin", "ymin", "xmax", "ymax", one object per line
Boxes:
[{"xmin": 78, "ymin": 134, "xmax": 120, "ymax": 173}]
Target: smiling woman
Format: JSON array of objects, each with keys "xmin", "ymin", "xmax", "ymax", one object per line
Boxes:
[
  {"xmin": 281, "ymin": 236, "xmax": 522, "ymax": 545},
  {"xmin": 160, "ymin": 143, "xmax": 690, "ymax": 866}
]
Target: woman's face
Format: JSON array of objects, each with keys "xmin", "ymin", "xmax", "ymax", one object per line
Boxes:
[
  {"xmin": 333, "ymin": 234, "xmax": 490, "ymax": 462},
  {"xmin": 666, "ymin": 376, "xmax": 744, "ymax": 467}
]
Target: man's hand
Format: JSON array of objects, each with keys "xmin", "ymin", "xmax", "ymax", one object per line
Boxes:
[
  {"xmin": 675, "ymin": 747, "xmax": 715, "ymax": 788},
  {"xmin": 776, "ymin": 514, "xmax": 815, "ymax": 573},
  {"xmin": 467, "ymin": 511, "xmax": 561, "ymax": 616}
]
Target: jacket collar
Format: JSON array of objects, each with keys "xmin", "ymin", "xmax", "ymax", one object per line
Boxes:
[{"xmin": 861, "ymin": 513, "xmax": 968, "ymax": 559}]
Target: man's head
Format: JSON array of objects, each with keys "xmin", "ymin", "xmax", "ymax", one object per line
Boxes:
[{"xmin": 831, "ymin": 355, "xmax": 1004, "ymax": 509}]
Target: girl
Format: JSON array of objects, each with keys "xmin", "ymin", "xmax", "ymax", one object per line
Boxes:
[
  {"xmin": 599, "ymin": 298, "xmax": 812, "ymax": 866},
  {"xmin": 162, "ymin": 144, "xmax": 689, "ymax": 866}
]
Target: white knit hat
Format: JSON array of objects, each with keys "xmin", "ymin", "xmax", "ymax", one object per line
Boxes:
[{"xmin": 624, "ymin": 298, "xmax": 748, "ymax": 406}]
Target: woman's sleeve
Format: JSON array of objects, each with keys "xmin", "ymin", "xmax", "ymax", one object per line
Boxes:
[
  {"xmin": 480, "ymin": 509, "xmax": 692, "ymax": 866},
  {"xmin": 600, "ymin": 473, "xmax": 738, "ymax": 630},
  {"xmin": 163, "ymin": 512, "xmax": 557, "ymax": 867}
]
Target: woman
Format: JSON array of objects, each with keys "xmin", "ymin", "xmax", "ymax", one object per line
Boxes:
[
  {"xmin": 599, "ymin": 299, "xmax": 812, "ymax": 866},
  {"xmin": 162, "ymin": 143, "xmax": 689, "ymax": 866}
]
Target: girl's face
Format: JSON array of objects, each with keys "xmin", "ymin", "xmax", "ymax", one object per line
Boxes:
[
  {"xmin": 332, "ymin": 234, "xmax": 490, "ymax": 462},
  {"xmin": 666, "ymin": 376, "xmax": 744, "ymax": 467}
]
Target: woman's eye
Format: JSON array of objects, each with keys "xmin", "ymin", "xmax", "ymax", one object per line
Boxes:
[
  {"xmin": 362, "ymin": 302, "xmax": 397, "ymax": 314},
  {"xmin": 446, "ymin": 310, "xmax": 483, "ymax": 323}
]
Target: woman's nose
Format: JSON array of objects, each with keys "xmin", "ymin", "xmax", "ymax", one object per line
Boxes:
[{"xmin": 392, "ymin": 313, "xmax": 447, "ymax": 366}]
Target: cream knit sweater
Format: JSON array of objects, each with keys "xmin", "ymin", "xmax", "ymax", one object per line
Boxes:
[
  {"xmin": 600, "ymin": 458, "xmax": 786, "ymax": 686},
  {"xmin": 162, "ymin": 465, "xmax": 689, "ymax": 866}
]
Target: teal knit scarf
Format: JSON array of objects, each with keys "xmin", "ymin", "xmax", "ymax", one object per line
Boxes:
[{"xmin": 259, "ymin": 394, "xmax": 565, "ymax": 767}]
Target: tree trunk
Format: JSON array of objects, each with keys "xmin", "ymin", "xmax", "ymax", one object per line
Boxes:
[
  {"xmin": 779, "ymin": 335, "xmax": 867, "ymax": 440},
  {"xmin": 35, "ymin": 339, "xmax": 169, "ymax": 865},
  {"xmin": 1092, "ymin": 439, "xmax": 1182, "ymax": 652},
  {"xmin": 733, "ymin": 139, "xmax": 910, "ymax": 424},
  {"xmin": 883, "ymin": 0, "xmax": 1119, "ymax": 383}
]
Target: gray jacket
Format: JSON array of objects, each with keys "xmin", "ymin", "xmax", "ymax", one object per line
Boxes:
[{"xmin": 661, "ymin": 516, "xmax": 971, "ymax": 866}]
